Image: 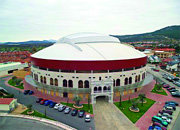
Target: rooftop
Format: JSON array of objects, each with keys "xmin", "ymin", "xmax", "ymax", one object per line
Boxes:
[{"xmin": 0, "ymin": 98, "xmax": 14, "ymax": 105}]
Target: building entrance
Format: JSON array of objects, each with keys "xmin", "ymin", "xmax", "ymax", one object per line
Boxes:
[{"xmin": 91, "ymin": 79, "xmax": 113, "ymax": 104}]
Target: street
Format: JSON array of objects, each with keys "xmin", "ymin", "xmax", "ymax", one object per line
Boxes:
[{"xmin": 0, "ymin": 76, "xmax": 95, "ymax": 130}]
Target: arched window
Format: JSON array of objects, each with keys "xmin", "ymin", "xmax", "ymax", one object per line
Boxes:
[
  {"xmin": 50, "ymin": 78, "xmax": 54, "ymax": 85},
  {"xmin": 84, "ymin": 80, "xmax": 89, "ymax": 88},
  {"xmin": 135, "ymin": 75, "xmax": 138, "ymax": 82},
  {"xmin": 40, "ymin": 76, "xmax": 43, "ymax": 83},
  {"xmin": 31, "ymin": 72, "xmax": 33, "ymax": 78},
  {"xmin": 78, "ymin": 80, "xmax": 83, "ymax": 88},
  {"xmin": 63, "ymin": 79, "xmax": 67, "ymax": 87},
  {"xmin": 116, "ymin": 79, "xmax": 120, "ymax": 86},
  {"xmin": 113, "ymin": 79, "xmax": 115, "ymax": 87},
  {"xmin": 55, "ymin": 78, "xmax": 58, "ymax": 86},
  {"xmin": 129, "ymin": 77, "xmax": 132, "ymax": 84},
  {"xmin": 98, "ymin": 87, "xmax": 102, "ymax": 92},
  {"xmin": 125, "ymin": 78, "xmax": 128, "ymax": 85},
  {"xmin": 44, "ymin": 76, "xmax": 46, "ymax": 84},
  {"xmin": 94, "ymin": 87, "xmax": 97, "ymax": 92},
  {"xmin": 108, "ymin": 86, "xmax": 111, "ymax": 91},
  {"xmin": 138, "ymin": 75, "xmax": 140, "ymax": 82},
  {"xmin": 103, "ymin": 86, "xmax": 107, "ymax": 91},
  {"xmin": 68, "ymin": 80, "xmax": 73, "ymax": 88},
  {"xmin": 34, "ymin": 74, "xmax": 36, "ymax": 80}
]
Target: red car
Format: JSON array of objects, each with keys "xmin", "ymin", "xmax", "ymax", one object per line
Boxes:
[
  {"xmin": 152, "ymin": 68, "xmax": 159, "ymax": 72},
  {"xmin": 163, "ymin": 84, "xmax": 170, "ymax": 88},
  {"xmin": 167, "ymin": 87, "xmax": 175, "ymax": 90},
  {"xmin": 152, "ymin": 122, "xmax": 167, "ymax": 130},
  {"xmin": 40, "ymin": 99, "xmax": 48, "ymax": 105}
]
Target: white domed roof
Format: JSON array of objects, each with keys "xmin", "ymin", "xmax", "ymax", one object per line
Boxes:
[{"xmin": 31, "ymin": 33, "xmax": 146, "ymax": 61}]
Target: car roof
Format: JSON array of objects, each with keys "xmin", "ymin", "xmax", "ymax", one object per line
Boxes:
[{"xmin": 86, "ymin": 114, "xmax": 90, "ymax": 117}]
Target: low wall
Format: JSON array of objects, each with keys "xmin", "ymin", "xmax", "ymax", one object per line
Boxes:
[{"xmin": 0, "ymin": 113, "xmax": 76, "ymax": 130}]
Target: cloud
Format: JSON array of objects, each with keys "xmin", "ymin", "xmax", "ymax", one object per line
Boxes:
[{"xmin": 0, "ymin": 0, "xmax": 179, "ymax": 42}]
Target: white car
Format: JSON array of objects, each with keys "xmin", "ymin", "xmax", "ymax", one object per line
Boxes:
[
  {"xmin": 54, "ymin": 103, "xmax": 61, "ymax": 109},
  {"xmin": 85, "ymin": 114, "xmax": 91, "ymax": 122},
  {"xmin": 161, "ymin": 116, "xmax": 171, "ymax": 124}
]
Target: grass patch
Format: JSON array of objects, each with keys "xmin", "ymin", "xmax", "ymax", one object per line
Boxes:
[
  {"xmin": 151, "ymin": 84, "xmax": 167, "ymax": 96},
  {"xmin": 21, "ymin": 109, "xmax": 55, "ymax": 120},
  {"xmin": 61, "ymin": 102, "xmax": 93, "ymax": 114},
  {"xmin": 114, "ymin": 98, "xmax": 155, "ymax": 123},
  {"xmin": 8, "ymin": 79, "xmax": 24, "ymax": 89}
]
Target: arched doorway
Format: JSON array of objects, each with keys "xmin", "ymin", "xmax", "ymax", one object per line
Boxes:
[{"xmin": 96, "ymin": 95, "xmax": 108, "ymax": 102}]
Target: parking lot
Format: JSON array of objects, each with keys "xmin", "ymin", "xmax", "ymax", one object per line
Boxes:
[{"xmin": 0, "ymin": 76, "xmax": 95, "ymax": 130}]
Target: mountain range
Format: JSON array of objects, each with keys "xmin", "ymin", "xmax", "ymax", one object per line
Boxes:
[
  {"xmin": 0, "ymin": 25, "xmax": 179, "ymax": 44},
  {"xmin": 111, "ymin": 25, "xmax": 180, "ymax": 42}
]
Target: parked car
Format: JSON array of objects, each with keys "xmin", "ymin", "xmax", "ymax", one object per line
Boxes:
[
  {"xmin": 24, "ymin": 90, "xmax": 30, "ymax": 95},
  {"xmin": 40, "ymin": 99, "xmax": 48, "ymax": 105},
  {"xmin": 71, "ymin": 109, "xmax": 78, "ymax": 116},
  {"xmin": 54, "ymin": 103, "xmax": 61, "ymax": 109},
  {"xmin": 159, "ymin": 110, "xmax": 173, "ymax": 115},
  {"xmin": 85, "ymin": 114, "xmax": 91, "ymax": 122},
  {"xmin": 152, "ymin": 122, "xmax": 167, "ymax": 130},
  {"xmin": 171, "ymin": 92, "xmax": 180, "ymax": 97},
  {"xmin": 44, "ymin": 100, "xmax": 53, "ymax": 106},
  {"xmin": 161, "ymin": 116, "xmax": 171, "ymax": 124},
  {"xmin": 36, "ymin": 98, "xmax": 43, "ymax": 103},
  {"xmin": 78, "ymin": 110, "xmax": 85, "ymax": 118},
  {"xmin": 162, "ymin": 113, "xmax": 173, "ymax": 119},
  {"xmin": 169, "ymin": 89, "xmax": 178, "ymax": 92},
  {"xmin": 167, "ymin": 87, "xmax": 176, "ymax": 90},
  {"xmin": 152, "ymin": 68, "xmax": 159, "ymax": 72},
  {"xmin": 49, "ymin": 102, "xmax": 56, "ymax": 108},
  {"xmin": 58, "ymin": 105, "xmax": 66, "ymax": 112},
  {"xmin": 29, "ymin": 90, "xmax": 34, "ymax": 95},
  {"xmin": 165, "ymin": 104, "xmax": 176, "ymax": 110},
  {"xmin": 165, "ymin": 101, "xmax": 179, "ymax": 106},
  {"xmin": 64, "ymin": 107, "xmax": 71, "ymax": 114},
  {"xmin": 163, "ymin": 84, "xmax": 170, "ymax": 88}
]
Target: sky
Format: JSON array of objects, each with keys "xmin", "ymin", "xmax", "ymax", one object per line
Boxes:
[{"xmin": 0, "ymin": 0, "xmax": 179, "ymax": 42}]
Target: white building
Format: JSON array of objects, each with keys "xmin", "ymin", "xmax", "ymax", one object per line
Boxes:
[{"xmin": 29, "ymin": 33, "xmax": 147, "ymax": 104}]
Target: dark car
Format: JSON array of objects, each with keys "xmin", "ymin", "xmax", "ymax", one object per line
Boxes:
[
  {"xmin": 24, "ymin": 90, "xmax": 30, "ymax": 95},
  {"xmin": 29, "ymin": 90, "xmax": 34, "ymax": 95},
  {"xmin": 159, "ymin": 110, "xmax": 173, "ymax": 115},
  {"xmin": 58, "ymin": 105, "xmax": 66, "ymax": 112},
  {"xmin": 44, "ymin": 100, "xmax": 53, "ymax": 106},
  {"xmin": 165, "ymin": 101, "xmax": 179, "ymax": 106},
  {"xmin": 36, "ymin": 98, "xmax": 43, "ymax": 103},
  {"xmin": 64, "ymin": 107, "xmax": 71, "ymax": 114},
  {"xmin": 169, "ymin": 89, "xmax": 178, "ymax": 92},
  {"xmin": 167, "ymin": 87, "xmax": 176, "ymax": 90},
  {"xmin": 71, "ymin": 109, "xmax": 78, "ymax": 116},
  {"xmin": 152, "ymin": 122, "xmax": 167, "ymax": 130},
  {"xmin": 163, "ymin": 105, "xmax": 176, "ymax": 111},
  {"xmin": 49, "ymin": 102, "xmax": 56, "ymax": 108},
  {"xmin": 78, "ymin": 110, "xmax": 85, "ymax": 118},
  {"xmin": 171, "ymin": 92, "xmax": 180, "ymax": 97},
  {"xmin": 40, "ymin": 99, "xmax": 48, "ymax": 105}
]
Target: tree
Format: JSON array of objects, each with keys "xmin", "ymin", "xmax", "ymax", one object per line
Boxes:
[
  {"xmin": 88, "ymin": 93, "xmax": 91, "ymax": 112},
  {"xmin": 73, "ymin": 95, "xmax": 82, "ymax": 106},
  {"xmin": 32, "ymin": 47, "xmax": 37, "ymax": 54},
  {"xmin": 156, "ymin": 84, "xmax": 162, "ymax": 91},
  {"xmin": 138, "ymin": 93, "xmax": 146, "ymax": 106},
  {"xmin": 27, "ymin": 104, "xmax": 33, "ymax": 112},
  {"xmin": 131, "ymin": 99, "xmax": 138, "ymax": 110},
  {"xmin": 128, "ymin": 96, "xmax": 131, "ymax": 103},
  {"xmin": 12, "ymin": 76, "xmax": 17, "ymax": 81},
  {"xmin": 119, "ymin": 94, "xmax": 122, "ymax": 107}
]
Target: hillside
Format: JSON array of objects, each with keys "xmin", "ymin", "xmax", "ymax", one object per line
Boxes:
[{"xmin": 111, "ymin": 25, "xmax": 180, "ymax": 42}]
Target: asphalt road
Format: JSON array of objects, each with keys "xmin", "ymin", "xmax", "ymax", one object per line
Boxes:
[
  {"xmin": 0, "ymin": 76, "xmax": 95, "ymax": 130},
  {"xmin": 147, "ymin": 64, "xmax": 179, "ymax": 90},
  {"xmin": 172, "ymin": 112, "xmax": 180, "ymax": 130},
  {"xmin": 0, "ymin": 116, "xmax": 62, "ymax": 130}
]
